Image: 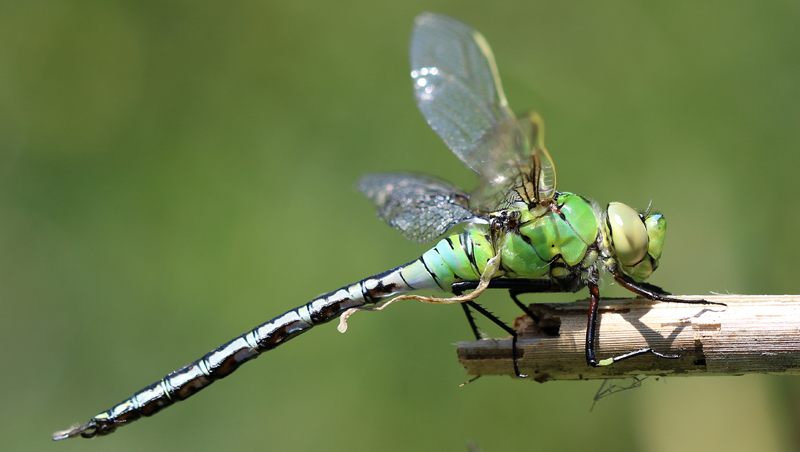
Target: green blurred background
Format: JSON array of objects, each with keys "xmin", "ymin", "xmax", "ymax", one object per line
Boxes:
[{"xmin": 2, "ymin": 1, "xmax": 799, "ymax": 451}]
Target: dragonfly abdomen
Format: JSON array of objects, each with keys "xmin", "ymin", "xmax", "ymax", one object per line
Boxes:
[
  {"xmin": 55, "ymin": 304, "xmax": 321, "ymax": 439},
  {"xmin": 412, "ymin": 228, "xmax": 495, "ymax": 290},
  {"xmin": 54, "ymin": 227, "xmax": 493, "ymax": 440}
]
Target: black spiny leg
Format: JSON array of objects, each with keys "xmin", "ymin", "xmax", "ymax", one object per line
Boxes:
[
  {"xmin": 453, "ymin": 283, "xmax": 483, "ymax": 341},
  {"xmin": 454, "ymin": 275, "xmax": 726, "ymax": 369},
  {"xmin": 586, "ymin": 272, "xmax": 725, "ymax": 367},
  {"xmin": 453, "ymin": 279, "xmax": 557, "ymax": 325},
  {"xmin": 453, "ymin": 279, "xmax": 561, "ymax": 377},
  {"xmin": 460, "ymin": 303, "xmax": 482, "ymax": 341},
  {"xmin": 612, "ymin": 269, "xmax": 724, "ymax": 307},
  {"xmin": 586, "ymin": 282, "xmax": 681, "ymax": 366},
  {"xmin": 464, "ymin": 300, "xmax": 527, "ymax": 378},
  {"xmin": 634, "ymin": 281, "xmax": 671, "ymax": 296}
]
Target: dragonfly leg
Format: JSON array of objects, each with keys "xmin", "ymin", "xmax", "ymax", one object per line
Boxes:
[
  {"xmin": 452, "ymin": 280, "xmax": 539, "ymax": 340},
  {"xmin": 587, "ymin": 282, "xmax": 678, "ymax": 366},
  {"xmin": 452, "ymin": 283, "xmax": 482, "ymax": 340},
  {"xmin": 459, "ymin": 303, "xmax": 482, "ymax": 341},
  {"xmin": 464, "ymin": 300, "xmax": 527, "ymax": 378},
  {"xmin": 452, "ymin": 278, "xmax": 559, "ymax": 323},
  {"xmin": 508, "ymin": 292, "xmax": 541, "ymax": 323},
  {"xmin": 601, "ymin": 269, "xmax": 726, "ymax": 365},
  {"xmin": 584, "ymin": 282, "xmax": 673, "ymax": 367},
  {"xmin": 612, "ymin": 269, "xmax": 725, "ymax": 307},
  {"xmin": 452, "ymin": 278, "xmax": 561, "ymax": 346},
  {"xmin": 584, "ymin": 270, "xmax": 728, "ymax": 366},
  {"xmin": 588, "ymin": 275, "xmax": 725, "ymax": 367},
  {"xmin": 634, "ymin": 281, "xmax": 671, "ymax": 296}
]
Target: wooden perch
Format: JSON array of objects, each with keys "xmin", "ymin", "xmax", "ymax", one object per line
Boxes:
[{"xmin": 456, "ymin": 295, "xmax": 800, "ymax": 382}]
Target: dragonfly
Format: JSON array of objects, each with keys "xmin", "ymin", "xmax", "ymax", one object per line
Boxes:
[{"xmin": 54, "ymin": 12, "xmax": 713, "ymax": 440}]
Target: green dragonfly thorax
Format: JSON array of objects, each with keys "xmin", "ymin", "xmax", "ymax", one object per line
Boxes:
[
  {"xmin": 474, "ymin": 193, "xmax": 666, "ymax": 290},
  {"xmin": 490, "ymin": 192, "xmax": 599, "ymax": 284}
]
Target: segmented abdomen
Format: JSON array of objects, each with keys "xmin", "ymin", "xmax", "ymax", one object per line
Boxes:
[{"xmin": 54, "ymin": 227, "xmax": 494, "ymax": 440}]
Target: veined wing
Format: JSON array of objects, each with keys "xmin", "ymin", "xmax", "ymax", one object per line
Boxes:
[
  {"xmin": 410, "ymin": 13, "xmax": 556, "ymax": 212},
  {"xmin": 410, "ymin": 12, "xmax": 514, "ymax": 176},
  {"xmin": 358, "ymin": 173, "xmax": 482, "ymax": 243},
  {"xmin": 469, "ymin": 112, "xmax": 557, "ymax": 212}
]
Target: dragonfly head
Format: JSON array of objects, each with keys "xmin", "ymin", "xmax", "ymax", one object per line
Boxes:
[{"xmin": 605, "ymin": 202, "xmax": 666, "ymax": 282}]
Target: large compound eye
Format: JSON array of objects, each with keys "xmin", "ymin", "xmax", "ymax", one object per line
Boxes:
[{"xmin": 607, "ymin": 202, "xmax": 648, "ymax": 266}]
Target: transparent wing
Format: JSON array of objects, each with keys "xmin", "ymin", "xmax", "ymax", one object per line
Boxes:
[
  {"xmin": 410, "ymin": 13, "xmax": 557, "ymax": 212},
  {"xmin": 410, "ymin": 12, "xmax": 515, "ymax": 175},
  {"xmin": 469, "ymin": 112, "xmax": 557, "ymax": 212},
  {"xmin": 358, "ymin": 173, "xmax": 481, "ymax": 243}
]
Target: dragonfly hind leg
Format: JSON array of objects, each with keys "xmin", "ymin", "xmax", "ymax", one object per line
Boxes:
[
  {"xmin": 462, "ymin": 300, "xmax": 528, "ymax": 378},
  {"xmin": 453, "ymin": 278, "xmax": 562, "ymax": 333},
  {"xmin": 453, "ymin": 278, "xmax": 561, "ymax": 378},
  {"xmin": 459, "ymin": 303, "xmax": 482, "ymax": 341},
  {"xmin": 453, "ymin": 278, "xmax": 560, "ymax": 324}
]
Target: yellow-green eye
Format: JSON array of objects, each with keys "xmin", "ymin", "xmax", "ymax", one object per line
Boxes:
[{"xmin": 607, "ymin": 202, "xmax": 648, "ymax": 266}]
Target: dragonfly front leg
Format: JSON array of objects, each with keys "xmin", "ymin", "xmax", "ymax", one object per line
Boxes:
[
  {"xmin": 587, "ymin": 273, "xmax": 725, "ymax": 367},
  {"xmin": 587, "ymin": 282, "xmax": 681, "ymax": 366},
  {"xmin": 612, "ymin": 269, "xmax": 723, "ymax": 306}
]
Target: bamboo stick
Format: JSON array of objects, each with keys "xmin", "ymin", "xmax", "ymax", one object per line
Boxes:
[{"xmin": 456, "ymin": 295, "xmax": 800, "ymax": 381}]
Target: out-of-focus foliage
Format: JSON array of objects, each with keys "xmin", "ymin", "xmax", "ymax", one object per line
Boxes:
[{"xmin": 1, "ymin": 2, "xmax": 799, "ymax": 451}]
